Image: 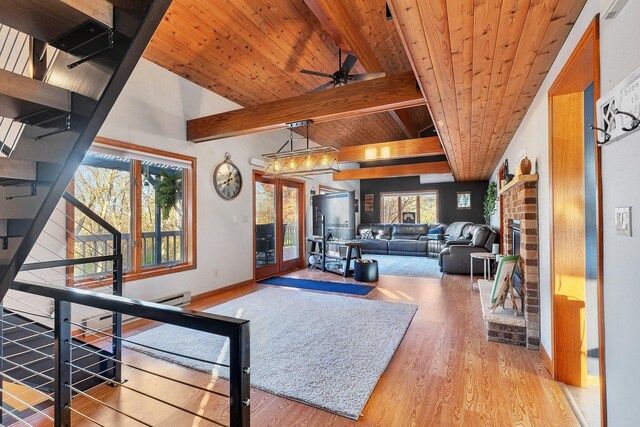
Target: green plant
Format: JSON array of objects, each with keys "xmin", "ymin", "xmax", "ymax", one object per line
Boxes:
[
  {"xmin": 483, "ymin": 182, "xmax": 498, "ymax": 224},
  {"xmin": 155, "ymin": 170, "xmax": 182, "ymax": 218}
]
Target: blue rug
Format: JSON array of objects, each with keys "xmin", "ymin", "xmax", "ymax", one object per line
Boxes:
[{"xmin": 259, "ymin": 277, "xmax": 374, "ymax": 295}]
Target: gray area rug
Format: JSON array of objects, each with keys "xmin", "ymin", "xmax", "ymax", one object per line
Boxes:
[
  {"xmin": 365, "ymin": 254, "xmax": 443, "ymax": 278},
  {"xmin": 125, "ymin": 287, "xmax": 417, "ymax": 419}
]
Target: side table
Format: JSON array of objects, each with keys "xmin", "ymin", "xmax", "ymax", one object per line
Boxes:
[{"xmin": 470, "ymin": 252, "xmax": 496, "ymax": 290}]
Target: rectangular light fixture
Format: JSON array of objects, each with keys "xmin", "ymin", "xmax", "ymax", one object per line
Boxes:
[{"xmin": 263, "ymin": 146, "xmax": 339, "ymax": 178}]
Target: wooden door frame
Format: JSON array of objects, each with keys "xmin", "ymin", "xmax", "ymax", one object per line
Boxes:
[
  {"xmin": 548, "ymin": 16, "xmax": 606, "ymax": 425},
  {"xmin": 253, "ymin": 171, "xmax": 306, "ymax": 280}
]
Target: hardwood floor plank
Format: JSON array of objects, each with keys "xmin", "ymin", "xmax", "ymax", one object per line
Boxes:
[{"xmin": 23, "ymin": 271, "xmax": 580, "ymax": 426}]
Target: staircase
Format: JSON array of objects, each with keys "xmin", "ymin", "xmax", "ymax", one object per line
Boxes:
[{"xmin": 0, "ymin": 0, "xmax": 173, "ymax": 301}]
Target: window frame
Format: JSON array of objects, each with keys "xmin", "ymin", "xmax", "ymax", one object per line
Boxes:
[
  {"xmin": 379, "ymin": 190, "xmax": 439, "ymax": 224},
  {"xmin": 67, "ymin": 137, "xmax": 197, "ymax": 286}
]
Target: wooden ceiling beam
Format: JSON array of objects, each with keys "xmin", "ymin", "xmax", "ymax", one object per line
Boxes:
[
  {"xmin": 187, "ymin": 72, "xmax": 424, "ymax": 142},
  {"xmin": 304, "ymin": 0, "xmax": 422, "ymax": 139},
  {"xmin": 337, "ymin": 136, "xmax": 443, "ymax": 163},
  {"xmin": 333, "ymin": 161, "xmax": 451, "ymax": 181}
]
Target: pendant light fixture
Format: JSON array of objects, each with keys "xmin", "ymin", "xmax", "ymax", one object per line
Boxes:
[{"xmin": 262, "ymin": 120, "xmax": 339, "ymax": 178}]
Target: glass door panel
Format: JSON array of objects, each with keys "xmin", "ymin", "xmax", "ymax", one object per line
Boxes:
[
  {"xmin": 255, "ymin": 179, "xmax": 278, "ymax": 278},
  {"xmin": 282, "ymin": 185, "xmax": 299, "ymax": 263},
  {"xmin": 254, "ymin": 174, "xmax": 304, "ymax": 279}
]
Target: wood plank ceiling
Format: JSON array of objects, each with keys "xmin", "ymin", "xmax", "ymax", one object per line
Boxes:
[
  {"xmin": 388, "ymin": 0, "xmax": 587, "ymax": 180},
  {"xmin": 143, "ymin": 0, "xmax": 433, "ymax": 150},
  {"xmin": 144, "ymin": 0, "xmax": 587, "ymax": 181}
]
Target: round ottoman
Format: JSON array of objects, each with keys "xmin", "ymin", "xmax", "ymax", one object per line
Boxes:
[{"xmin": 354, "ymin": 259, "xmax": 379, "ymax": 282}]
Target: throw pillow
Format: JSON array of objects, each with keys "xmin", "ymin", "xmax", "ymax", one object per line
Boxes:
[
  {"xmin": 360, "ymin": 228, "xmax": 374, "ymax": 239},
  {"xmin": 428, "ymin": 225, "xmax": 445, "ymax": 235}
]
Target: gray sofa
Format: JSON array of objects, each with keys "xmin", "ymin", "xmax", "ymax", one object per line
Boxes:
[
  {"xmin": 438, "ymin": 224, "xmax": 498, "ymax": 274},
  {"xmin": 355, "ymin": 223, "xmax": 446, "ymax": 257}
]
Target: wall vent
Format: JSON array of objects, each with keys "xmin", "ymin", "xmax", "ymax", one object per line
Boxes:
[{"xmin": 603, "ymin": 0, "xmax": 630, "ymax": 20}]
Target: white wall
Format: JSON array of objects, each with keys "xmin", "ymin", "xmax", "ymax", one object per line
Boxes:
[
  {"xmin": 599, "ymin": 0, "xmax": 640, "ymax": 424},
  {"xmin": 28, "ymin": 59, "xmax": 357, "ymax": 304},
  {"xmin": 492, "ymin": 0, "xmax": 640, "ymax": 424}
]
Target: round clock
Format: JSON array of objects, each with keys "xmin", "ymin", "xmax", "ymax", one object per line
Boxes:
[{"xmin": 213, "ymin": 153, "xmax": 242, "ymax": 200}]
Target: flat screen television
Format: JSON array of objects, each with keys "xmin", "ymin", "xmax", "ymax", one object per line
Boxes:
[{"xmin": 312, "ymin": 191, "xmax": 356, "ymax": 240}]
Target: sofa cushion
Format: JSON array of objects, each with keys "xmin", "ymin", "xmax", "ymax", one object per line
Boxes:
[
  {"xmin": 391, "ymin": 224, "xmax": 428, "ymax": 240},
  {"xmin": 357, "ymin": 238, "xmax": 389, "ymax": 254},
  {"xmin": 388, "ymin": 239, "xmax": 427, "ymax": 255},
  {"xmin": 360, "ymin": 228, "xmax": 374, "ymax": 239},
  {"xmin": 471, "ymin": 227, "xmax": 491, "ymax": 246}
]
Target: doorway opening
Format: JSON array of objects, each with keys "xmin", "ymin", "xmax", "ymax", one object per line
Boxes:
[
  {"xmin": 254, "ymin": 171, "xmax": 305, "ymax": 280},
  {"xmin": 548, "ymin": 17, "xmax": 605, "ymax": 426}
]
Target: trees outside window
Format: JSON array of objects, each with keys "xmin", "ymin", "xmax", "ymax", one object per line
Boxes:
[
  {"xmin": 381, "ymin": 191, "xmax": 438, "ymax": 224},
  {"xmin": 70, "ymin": 139, "xmax": 195, "ymax": 283}
]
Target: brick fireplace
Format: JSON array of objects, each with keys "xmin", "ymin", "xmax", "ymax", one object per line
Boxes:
[{"xmin": 500, "ymin": 178, "xmax": 540, "ymax": 349}]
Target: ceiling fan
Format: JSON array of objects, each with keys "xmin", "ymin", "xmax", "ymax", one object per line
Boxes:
[{"xmin": 300, "ymin": 49, "xmax": 386, "ymax": 93}]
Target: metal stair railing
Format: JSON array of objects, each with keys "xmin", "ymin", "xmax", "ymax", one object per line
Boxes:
[
  {"xmin": 7, "ymin": 280, "xmax": 251, "ymax": 427},
  {"xmin": 0, "ymin": 0, "xmax": 174, "ymax": 305}
]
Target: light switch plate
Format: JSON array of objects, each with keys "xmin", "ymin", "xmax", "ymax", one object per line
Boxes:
[{"xmin": 615, "ymin": 206, "xmax": 632, "ymax": 237}]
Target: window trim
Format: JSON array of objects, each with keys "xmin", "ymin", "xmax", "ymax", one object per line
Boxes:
[
  {"xmin": 67, "ymin": 137, "xmax": 197, "ymax": 287},
  {"xmin": 379, "ymin": 190, "xmax": 439, "ymax": 224}
]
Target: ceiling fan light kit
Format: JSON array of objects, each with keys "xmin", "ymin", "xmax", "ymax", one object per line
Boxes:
[{"xmin": 262, "ymin": 120, "xmax": 340, "ymax": 178}]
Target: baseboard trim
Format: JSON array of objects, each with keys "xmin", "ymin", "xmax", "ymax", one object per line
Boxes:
[
  {"xmin": 191, "ymin": 278, "xmax": 255, "ymax": 302},
  {"xmin": 540, "ymin": 342, "xmax": 554, "ymax": 378}
]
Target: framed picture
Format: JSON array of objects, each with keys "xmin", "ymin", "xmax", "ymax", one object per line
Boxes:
[
  {"xmin": 364, "ymin": 193, "xmax": 374, "ymax": 213},
  {"xmin": 402, "ymin": 212, "xmax": 416, "ymax": 223},
  {"xmin": 457, "ymin": 192, "xmax": 471, "ymax": 210}
]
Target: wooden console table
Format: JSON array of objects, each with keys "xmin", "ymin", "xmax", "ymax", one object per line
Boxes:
[{"xmin": 308, "ymin": 238, "xmax": 363, "ymax": 277}]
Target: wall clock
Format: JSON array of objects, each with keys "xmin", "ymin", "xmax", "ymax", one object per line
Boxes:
[{"xmin": 213, "ymin": 153, "xmax": 242, "ymax": 200}]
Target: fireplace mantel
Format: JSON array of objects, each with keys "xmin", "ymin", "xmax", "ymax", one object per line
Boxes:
[{"xmin": 499, "ymin": 174, "xmax": 538, "ymax": 196}]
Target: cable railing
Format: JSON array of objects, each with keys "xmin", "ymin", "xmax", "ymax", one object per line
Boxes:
[
  {"xmin": 2, "ymin": 190, "xmax": 251, "ymax": 426},
  {"xmin": 6, "ymin": 280, "xmax": 251, "ymax": 427}
]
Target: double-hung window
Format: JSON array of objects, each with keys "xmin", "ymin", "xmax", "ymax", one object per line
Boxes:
[
  {"xmin": 381, "ymin": 191, "xmax": 438, "ymax": 224},
  {"xmin": 70, "ymin": 138, "xmax": 196, "ymax": 283}
]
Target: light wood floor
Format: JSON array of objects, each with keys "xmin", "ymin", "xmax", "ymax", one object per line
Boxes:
[{"xmin": 21, "ymin": 270, "xmax": 578, "ymax": 426}]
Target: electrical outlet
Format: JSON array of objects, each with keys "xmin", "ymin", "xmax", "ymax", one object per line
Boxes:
[
  {"xmin": 615, "ymin": 206, "xmax": 632, "ymax": 237},
  {"xmin": 213, "ymin": 269, "xmax": 218, "ymax": 277}
]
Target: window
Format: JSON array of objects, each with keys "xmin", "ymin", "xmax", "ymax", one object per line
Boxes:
[
  {"xmin": 70, "ymin": 138, "xmax": 196, "ymax": 283},
  {"xmin": 381, "ymin": 191, "xmax": 438, "ymax": 224}
]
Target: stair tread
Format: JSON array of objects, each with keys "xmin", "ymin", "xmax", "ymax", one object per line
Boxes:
[
  {"xmin": 0, "ymin": 69, "xmax": 71, "ymax": 119},
  {"xmin": 0, "ymin": 158, "xmax": 36, "ymax": 182},
  {"xmin": 0, "ymin": 0, "xmax": 113, "ymax": 43}
]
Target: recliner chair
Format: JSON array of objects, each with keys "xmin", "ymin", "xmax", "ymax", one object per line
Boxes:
[{"xmin": 438, "ymin": 225, "xmax": 498, "ymax": 274}]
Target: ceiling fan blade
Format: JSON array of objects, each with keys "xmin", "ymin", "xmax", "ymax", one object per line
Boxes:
[
  {"xmin": 349, "ymin": 72, "xmax": 386, "ymax": 81},
  {"xmin": 309, "ymin": 81, "xmax": 335, "ymax": 93},
  {"xmin": 340, "ymin": 54, "xmax": 358, "ymax": 74},
  {"xmin": 300, "ymin": 69, "xmax": 334, "ymax": 79}
]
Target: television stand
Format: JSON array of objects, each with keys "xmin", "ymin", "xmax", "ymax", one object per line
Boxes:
[{"xmin": 308, "ymin": 238, "xmax": 363, "ymax": 277}]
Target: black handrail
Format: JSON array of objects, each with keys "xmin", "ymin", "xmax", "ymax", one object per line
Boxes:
[
  {"xmin": 10, "ymin": 280, "xmax": 251, "ymax": 427},
  {"xmin": 62, "ymin": 192, "xmax": 120, "ymax": 236},
  {"xmin": 21, "ymin": 191, "xmax": 124, "ymax": 384}
]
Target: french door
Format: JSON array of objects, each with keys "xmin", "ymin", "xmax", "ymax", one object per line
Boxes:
[{"xmin": 254, "ymin": 172, "xmax": 304, "ymax": 280}]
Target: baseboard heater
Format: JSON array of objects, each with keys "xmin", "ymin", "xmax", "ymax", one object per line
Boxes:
[{"xmin": 80, "ymin": 291, "xmax": 192, "ymax": 334}]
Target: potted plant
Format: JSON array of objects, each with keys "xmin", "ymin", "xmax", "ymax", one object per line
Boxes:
[{"xmin": 483, "ymin": 182, "xmax": 497, "ymax": 224}]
